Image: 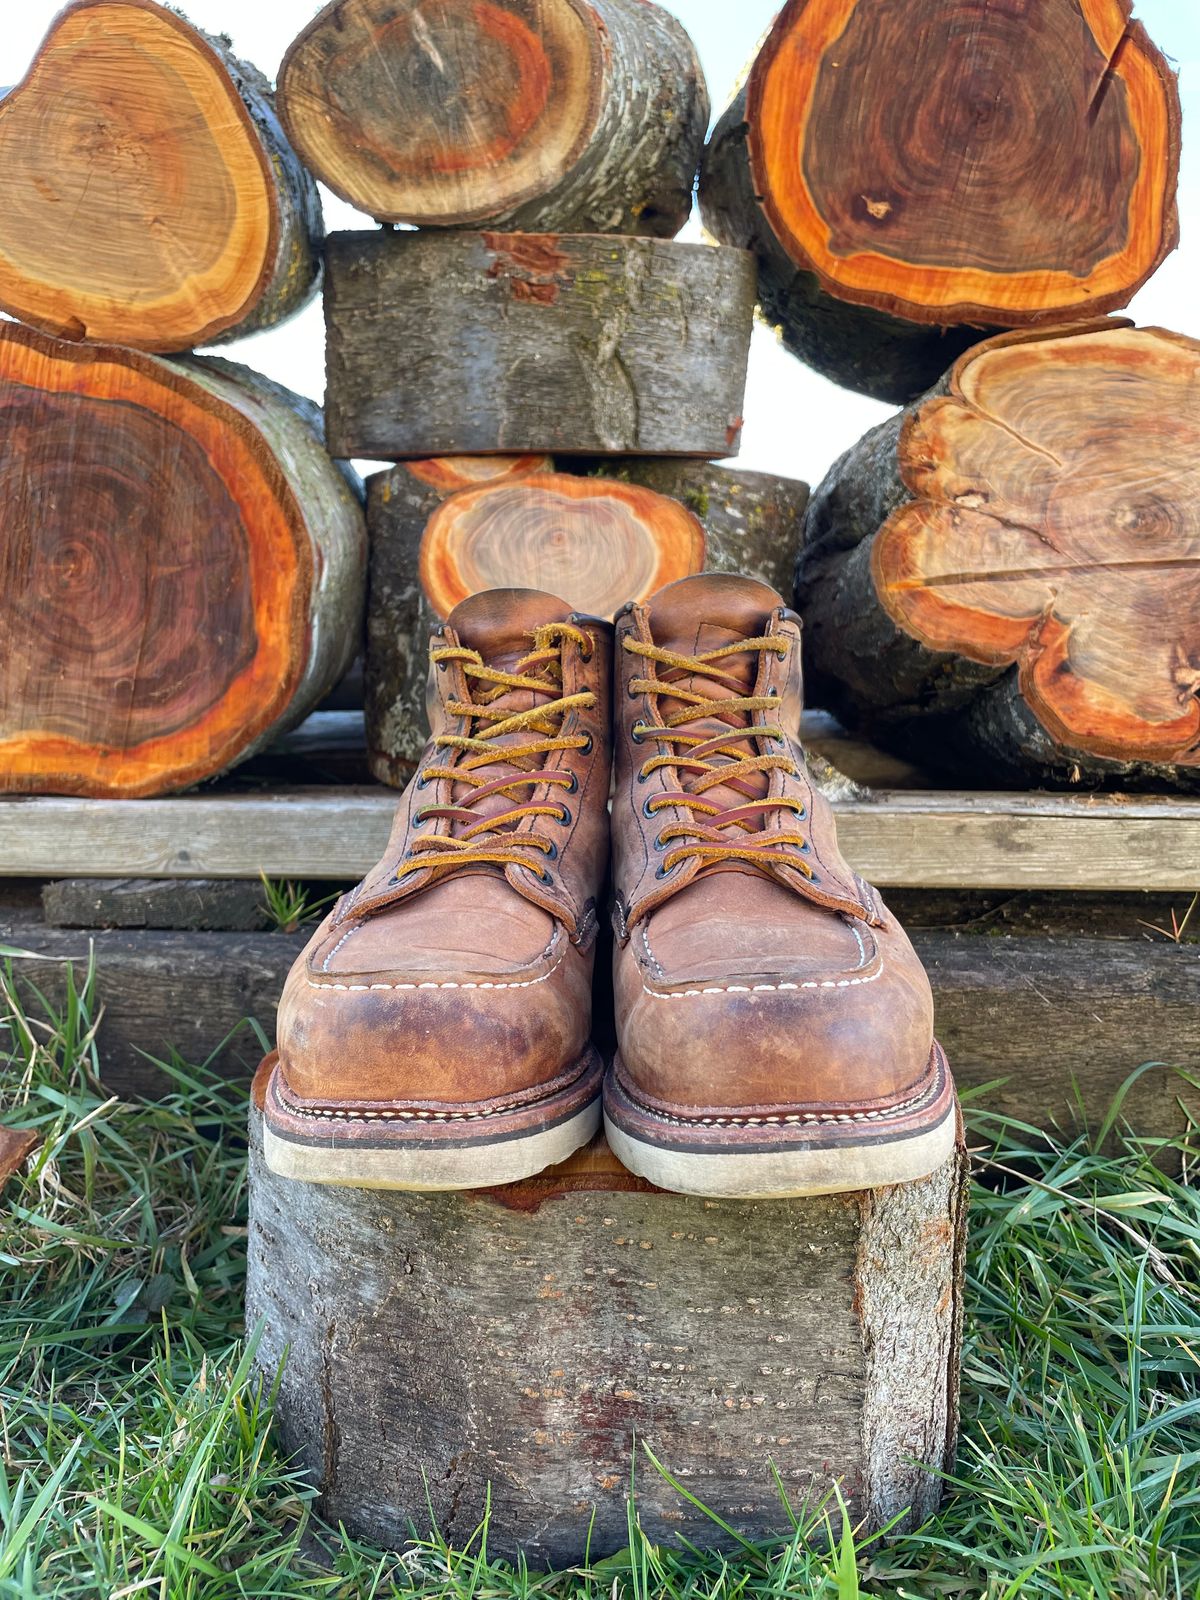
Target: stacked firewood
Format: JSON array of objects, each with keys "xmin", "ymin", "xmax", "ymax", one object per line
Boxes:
[
  {"xmin": 0, "ymin": 0, "xmax": 1194, "ymax": 796},
  {"xmin": 701, "ymin": 0, "xmax": 1195, "ymax": 790}
]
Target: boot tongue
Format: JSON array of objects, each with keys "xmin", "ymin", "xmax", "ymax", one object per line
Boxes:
[
  {"xmin": 442, "ymin": 588, "xmax": 577, "ymax": 836},
  {"xmin": 446, "ymin": 587, "xmax": 574, "ymax": 657},
  {"xmin": 644, "ymin": 574, "xmax": 786, "ymax": 815}
]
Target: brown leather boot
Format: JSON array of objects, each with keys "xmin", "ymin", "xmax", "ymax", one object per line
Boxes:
[
  {"xmin": 605, "ymin": 574, "xmax": 955, "ymax": 1198},
  {"xmin": 264, "ymin": 589, "xmax": 611, "ymax": 1189}
]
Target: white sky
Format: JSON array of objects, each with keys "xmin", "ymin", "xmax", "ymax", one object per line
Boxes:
[{"xmin": 4, "ymin": 0, "xmax": 1197, "ymax": 488}]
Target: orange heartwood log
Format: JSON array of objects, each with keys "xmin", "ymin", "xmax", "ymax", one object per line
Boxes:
[
  {"xmin": 701, "ymin": 0, "xmax": 1181, "ymax": 403},
  {"xmin": 0, "ymin": 0, "xmax": 322, "ymax": 352},
  {"xmin": 278, "ymin": 0, "xmax": 707, "ymax": 235},
  {"xmin": 365, "ymin": 467, "xmax": 704, "ymax": 783},
  {"xmin": 365, "ymin": 462, "xmax": 809, "ymax": 784},
  {"xmin": 797, "ymin": 321, "xmax": 1200, "ymax": 790},
  {"xmin": 0, "ymin": 324, "xmax": 366, "ymax": 798}
]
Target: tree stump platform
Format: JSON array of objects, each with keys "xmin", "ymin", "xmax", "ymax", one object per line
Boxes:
[{"xmin": 247, "ymin": 1065, "xmax": 968, "ymax": 1565}]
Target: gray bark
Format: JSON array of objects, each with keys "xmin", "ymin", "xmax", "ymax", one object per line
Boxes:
[
  {"xmin": 247, "ymin": 1103, "xmax": 967, "ymax": 1563},
  {"xmin": 700, "ymin": 91, "xmax": 992, "ymax": 405},
  {"xmin": 323, "ymin": 231, "xmax": 756, "ymax": 459}
]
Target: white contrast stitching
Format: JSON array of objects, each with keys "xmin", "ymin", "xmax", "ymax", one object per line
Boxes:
[
  {"xmin": 640, "ymin": 951, "xmax": 885, "ymax": 1001},
  {"xmin": 636, "ymin": 1075, "xmax": 940, "ymax": 1128},
  {"xmin": 308, "ymin": 946, "xmax": 566, "ymax": 993}
]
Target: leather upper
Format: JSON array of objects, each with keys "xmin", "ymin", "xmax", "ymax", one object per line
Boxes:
[{"xmin": 276, "ymin": 588, "xmax": 612, "ymax": 1110}]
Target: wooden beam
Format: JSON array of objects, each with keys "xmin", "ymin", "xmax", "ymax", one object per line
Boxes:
[{"xmin": 1, "ymin": 789, "xmax": 1198, "ymax": 890}]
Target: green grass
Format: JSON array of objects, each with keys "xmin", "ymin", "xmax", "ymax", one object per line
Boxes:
[{"xmin": 1, "ymin": 959, "xmax": 1197, "ymax": 1598}]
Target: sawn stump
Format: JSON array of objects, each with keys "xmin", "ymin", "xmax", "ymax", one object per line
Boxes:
[{"xmin": 247, "ymin": 1067, "xmax": 967, "ymax": 1565}]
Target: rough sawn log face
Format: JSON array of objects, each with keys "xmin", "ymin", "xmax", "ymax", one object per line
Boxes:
[
  {"xmin": 0, "ymin": 325, "xmax": 366, "ymax": 797},
  {"xmin": 701, "ymin": 0, "xmax": 1181, "ymax": 403},
  {"xmin": 247, "ymin": 1097, "xmax": 967, "ymax": 1565},
  {"xmin": 278, "ymin": 0, "xmax": 707, "ymax": 236},
  {"xmin": 323, "ymin": 231, "xmax": 756, "ymax": 460},
  {"xmin": 0, "ymin": 0, "xmax": 322, "ymax": 352},
  {"xmin": 796, "ymin": 322, "xmax": 1200, "ymax": 791},
  {"xmin": 364, "ymin": 458, "xmax": 809, "ymax": 782}
]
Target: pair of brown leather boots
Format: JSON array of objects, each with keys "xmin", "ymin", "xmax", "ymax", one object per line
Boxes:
[{"xmin": 264, "ymin": 575, "xmax": 955, "ymax": 1199}]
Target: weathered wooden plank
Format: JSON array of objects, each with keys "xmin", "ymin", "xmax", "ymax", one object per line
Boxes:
[
  {"xmin": 247, "ymin": 1093, "xmax": 968, "ymax": 1563},
  {"xmin": 42, "ymin": 877, "xmax": 270, "ymax": 932},
  {"xmin": 3, "ymin": 922, "xmax": 1194, "ymax": 1158},
  {"xmin": 2, "ymin": 789, "xmax": 1199, "ymax": 890}
]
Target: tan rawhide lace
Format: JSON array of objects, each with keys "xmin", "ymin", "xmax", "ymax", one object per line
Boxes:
[
  {"xmin": 396, "ymin": 622, "xmax": 594, "ymax": 883},
  {"xmin": 625, "ymin": 633, "xmax": 813, "ymax": 880}
]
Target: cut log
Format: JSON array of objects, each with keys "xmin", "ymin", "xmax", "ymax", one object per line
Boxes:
[
  {"xmin": 365, "ymin": 463, "xmax": 807, "ymax": 782},
  {"xmin": 278, "ymin": 0, "xmax": 707, "ymax": 235},
  {"xmin": 798, "ymin": 322, "xmax": 1200, "ymax": 791},
  {"xmin": 572, "ymin": 458, "xmax": 810, "ymax": 601},
  {"xmin": 700, "ymin": 0, "xmax": 1181, "ymax": 403},
  {"xmin": 0, "ymin": 324, "xmax": 366, "ymax": 798},
  {"xmin": 324, "ymin": 231, "xmax": 755, "ymax": 459},
  {"xmin": 0, "ymin": 0, "xmax": 322, "ymax": 352},
  {"xmin": 365, "ymin": 456, "xmax": 548, "ymax": 784},
  {"xmin": 247, "ymin": 1078, "xmax": 967, "ymax": 1564}
]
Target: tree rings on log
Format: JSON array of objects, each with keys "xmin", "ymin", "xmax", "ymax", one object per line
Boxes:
[
  {"xmin": 574, "ymin": 458, "xmax": 810, "ymax": 603},
  {"xmin": 798, "ymin": 322, "xmax": 1200, "ymax": 790},
  {"xmin": 323, "ymin": 231, "xmax": 756, "ymax": 460},
  {"xmin": 0, "ymin": 324, "xmax": 366, "ymax": 798},
  {"xmin": 420, "ymin": 471, "xmax": 705, "ymax": 619},
  {"xmin": 364, "ymin": 459, "xmax": 809, "ymax": 783},
  {"xmin": 0, "ymin": 0, "xmax": 323, "ymax": 352},
  {"xmin": 247, "ymin": 1082, "xmax": 967, "ymax": 1566},
  {"xmin": 701, "ymin": 0, "xmax": 1181, "ymax": 403},
  {"xmin": 278, "ymin": 0, "xmax": 707, "ymax": 235}
]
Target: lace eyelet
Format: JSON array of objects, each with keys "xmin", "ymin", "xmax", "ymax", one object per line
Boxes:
[
  {"xmin": 767, "ymin": 686, "xmax": 779, "ymax": 698},
  {"xmin": 556, "ymin": 806, "xmax": 572, "ymax": 828},
  {"xmin": 580, "ymin": 733, "xmax": 594, "ymax": 757},
  {"xmin": 799, "ymin": 841, "xmax": 811, "ymax": 854},
  {"xmin": 627, "ymin": 683, "xmax": 641, "ymax": 700},
  {"xmin": 655, "ymin": 862, "xmax": 673, "ymax": 880},
  {"xmin": 543, "ymin": 841, "xmax": 559, "ymax": 862},
  {"xmin": 635, "ymin": 769, "xmax": 648, "ymax": 785},
  {"xmin": 642, "ymin": 796, "xmax": 658, "ymax": 820},
  {"xmin": 415, "ymin": 775, "xmax": 430, "ymax": 791}
]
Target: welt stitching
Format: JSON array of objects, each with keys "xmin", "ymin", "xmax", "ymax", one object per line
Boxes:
[
  {"xmin": 631, "ymin": 1070, "xmax": 940, "ymax": 1129},
  {"xmin": 640, "ymin": 921, "xmax": 880, "ymax": 990},
  {"xmin": 309, "ymin": 945, "xmax": 566, "ymax": 993},
  {"xmin": 641, "ymin": 949, "xmax": 886, "ymax": 999}
]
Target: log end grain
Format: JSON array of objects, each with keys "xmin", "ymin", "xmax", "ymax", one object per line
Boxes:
[
  {"xmin": 420, "ymin": 470, "xmax": 706, "ymax": 618},
  {"xmin": 0, "ymin": 324, "xmax": 365, "ymax": 797},
  {"xmin": 0, "ymin": 0, "xmax": 320, "ymax": 351}
]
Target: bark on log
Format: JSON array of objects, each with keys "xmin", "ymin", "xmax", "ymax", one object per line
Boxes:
[
  {"xmin": 247, "ymin": 1079, "xmax": 967, "ymax": 1564},
  {"xmin": 324, "ymin": 231, "xmax": 756, "ymax": 459},
  {"xmin": 0, "ymin": 324, "xmax": 366, "ymax": 798},
  {"xmin": 0, "ymin": 0, "xmax": 322, "ymax": 353},
  {"xmin": 365, "ymin": 461, "xmax": 808, "ymax": 782},
  {"xmin": 700, "ymin": 0, "xmax": 1181, "ymax": 404},
  {"xmin": 797, "ymin": 322, "xmax": 1200, "ymax": 791},
  {"xmin": 278, "ymin": 0, "xmax": 707, "ymax": 235}
]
